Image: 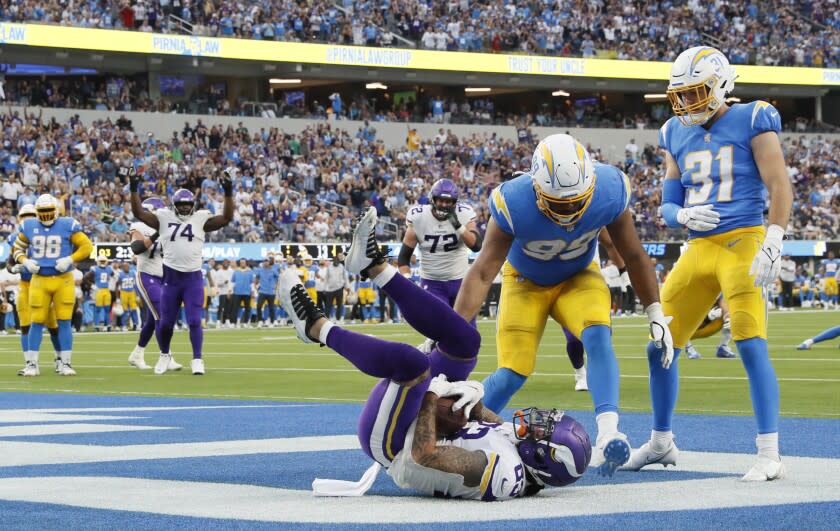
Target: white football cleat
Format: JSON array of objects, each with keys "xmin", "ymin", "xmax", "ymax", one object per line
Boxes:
[
  {"xmin": 154, "ymin": 353, "xmax": 172, "ymax": 375},
  {"xmin": 128, "ymin": 347, "xmax": 151, "ymax": 370},
  {"xmin": 345, "ymin": 207, "xmax": 384, "ymax": 276},
  {"xmin": 190, "ymin": 358, "xmax": 205, "ymax": 375},
  {"xmin": 741, "ymin": 456, "xmax": 785, "ymax": 481},
  {"xmin": 590, "ymin": 432, "xmax": 631, "ymax": 477},
  {"xmin": 167, "ymin": 355, "xmax": 183, "ymax": 371},
  {"xmin": 416, "ymin": 338, "xmax": 436, "ymax": 354},
  {"xmin": 20, "ymin": 362, "xmax": 40, "ymax": 377},
  {"xmin": 574, "ymin": 367, "xmax": 588, "ymax": 392},
  {"xmin": 620, "ymin": 439, "xmax": 679, "ymax": 471},
  {"xmin": 59, "ymin": 363, "xmax": 77, "ymax": 376}
]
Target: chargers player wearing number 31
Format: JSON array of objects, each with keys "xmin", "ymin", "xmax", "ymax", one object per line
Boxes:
[
  {"xmin": 453, "ymin": 134, "xmax": 673, "ymax": 477},
  {"xmin": 129, "ymin": 167, "xmax": 233, "ymax": 375},
  {"xmin": 622, "ymin": 47, "xmax": 793, "ymax": 481}
]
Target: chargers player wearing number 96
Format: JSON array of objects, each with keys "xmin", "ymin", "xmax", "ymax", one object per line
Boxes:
[
  {"xmin": 128, "ymin": 167, "xmax": 233, "ymax": 375},
  {"xmin": 13, "ymin": 194, "xmax": 93, "ymax": 376},
  {"xmin": 622, "ymin": 46, "xmax": 793, "ymax": 482},
  {"xmin": 453, "ymin": 133, "xmax": 673, "ymax": 478}
]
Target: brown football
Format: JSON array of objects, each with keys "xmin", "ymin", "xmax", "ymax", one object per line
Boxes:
[{"xmin": 435, "ymin": 397, "xmax": 468, "ymax": 436}]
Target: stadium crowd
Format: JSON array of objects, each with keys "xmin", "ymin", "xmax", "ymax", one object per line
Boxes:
[
  {"xmin": 0, "ymin": 110, "xmax": 837, "ymax": 246},
  {"xmin": 1, "ymin": 1, "xmax": 837, "ymax": 67}
]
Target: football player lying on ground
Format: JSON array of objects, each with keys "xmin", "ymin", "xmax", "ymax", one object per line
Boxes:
[{"xmin": 279, "ymin": 207, "xmax": 592, "ymax": 500}]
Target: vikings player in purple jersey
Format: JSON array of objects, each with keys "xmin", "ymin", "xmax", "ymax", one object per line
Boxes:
[
  {"xmin": 128, "ymin": 167, "xmax": 233, "ymax": 375},
  {"xmin": 280, "ymin": 207, "xmax": 591, "ymax": 500}
]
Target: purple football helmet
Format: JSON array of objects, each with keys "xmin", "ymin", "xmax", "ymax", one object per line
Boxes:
[
  {"xmin": 141, "ymin": 197, "xmax": 165, "ymax": 212},
  {"xmin": 514, "ymin": 408, "xmax": 591, "ymax": 487},
  {"xmin": 430, "ymin": 178, "xmax": 459, "ymax": 220},
  {"xmin": 172, "ymin": 189, "xmax": 196, "ymax": 220}
]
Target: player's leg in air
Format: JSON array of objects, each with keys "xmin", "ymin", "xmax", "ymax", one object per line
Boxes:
[
  {"xmin": 563, "ymin": 327, "xmax": 588, "ymax": 391},
  {"xmin": 279, "ymin": 208, "xmax": 481, "ymax": 467},
  {"xmin": 797, "ymin": 325, "xmax": 840, "ymax": 350}
]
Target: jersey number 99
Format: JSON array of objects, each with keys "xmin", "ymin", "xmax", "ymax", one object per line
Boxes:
[{"xmin": 30, "ymin": 235, "xmax": 63, "ymax": 259}]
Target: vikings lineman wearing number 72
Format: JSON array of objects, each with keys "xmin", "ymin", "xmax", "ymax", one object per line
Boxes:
[
  {"xmin": 128, "ymin": 167, "xmax": 233, "ymax": 375},
  {"xmin": 621, "ymin": 46, "xmax": 793, "ymax": 481},
  {"xmin": 453, "ymin": 133, "xmax": 674, "ymax": 478}
]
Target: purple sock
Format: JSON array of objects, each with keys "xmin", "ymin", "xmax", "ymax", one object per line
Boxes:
[
  {"xmin": 188, "ymin": 324, "xmax": 203, "ymax": 359},
  {"xmin": 381, "ymin": 273, "xmax": 480, "ymax": 359},
  {"xmin": 138, "ymin": 315, "xmax": 155, "ymax": 348},
  {"xmin": 564, "ymin": 327, "xmax": 585, "ymax": 369},
  {"xmin": 326, "ymin": 326, "xmax": 429, "ymax": 382}
]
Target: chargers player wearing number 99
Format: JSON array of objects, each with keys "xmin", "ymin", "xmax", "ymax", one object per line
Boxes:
[
  {"xmin": 453, "ymin": 133, "xmax": 673, "ymax": 477},
  {"xmin": 13, "ymin": 194, "xmax": 93, "ymax": 376},
  {"xmin": 622, "ymin": 46, "xmax": 793, "ymax": 482},
  {"xmin": 129, "ymin": 167, "xmax": 233, "ymax": 375}
]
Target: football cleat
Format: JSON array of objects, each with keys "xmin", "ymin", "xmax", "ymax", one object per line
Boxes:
[
  {"xmin": 54, "ymin": 356, "xmax": 63, "ymax": 373},
  {"xmin": 574, "ymin": 367, "xmax": 588, "ymax": 392},
  {"xmin": 279, "ymin": 268, "xmax": 326, "ymax": 344},
  {"xmin": 168, "ymin": 355, "xmax": 183, "ymax": 371},
  {"xmin": 345, "ymin": 207, "xmax": 385, "ymax": 278},
  {"xmin": 20, "ymin": 362, "xmax": 39, "ymax": 377},
  {"xmin": 190, "ymin": 358, "xmax": 205, "ymax": 375},
  {"xmin": 685, "ymin": 344, "xmax": 701, "ymax": 359},
  {"xmin": 796, "ymin": 339, "xmax": 813, "ymax": 350},
  {"xmin": 16, "ymin": 365, "xmax": 26, "ymax": 376},
  {"xmin": 59, "ymin": 363, "xmax": 77, "ymax": 376},
  {"xmin": 741, "ymin": 456, "xmax": 785, "ymax": 482},
  {"xmin": 590, "ymin": 432, "xmax": 630, "ymax": 477},
  {"xmin": 716, "ymin": 345, "xmax": 737, "ymax": 358},
  {"xmin": 154, "ymin": 353, "xmax": 172, "ymax": 375},
  {"xmin": 128, "ymin": 347, "xmax": 151, "ymax": 370},
  {"xmin": 620, "ymin": 439, "xmax": 679, "ymax": 471}
]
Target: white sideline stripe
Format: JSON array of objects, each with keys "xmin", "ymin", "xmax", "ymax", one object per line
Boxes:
[
  {"xmin": 0, "ymin": 423, "xmax": 174, "ymax": 437},
  {"xmin": 0, "ymin": 435, "xmax": 360, "ymax": 467},
  {"xmin": 0, "ymin": 405, "xmax": 306, "ymax": 424},
  {"xmin": 0, "ymin": 450, "xmax": 838, "ymax": 523},
  {"xmin": 6, "ymin": 363, "xmax": 837, "ymax": 382}
]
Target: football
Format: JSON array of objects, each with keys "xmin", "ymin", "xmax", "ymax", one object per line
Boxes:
[{"xmin": 435, "ymin": 397, "xmax": 468, "ymax": 436}]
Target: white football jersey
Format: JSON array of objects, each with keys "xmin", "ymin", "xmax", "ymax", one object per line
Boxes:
[
  {"xmin": 388, "ymin": 421, "xmax": 526, "ymax": 501},
  {"xmin": 155, "ymin": 209, "xmax": 212, "ymax": 272},
  {"xmin": 129, "ymin": 221, "xmax": 164, "ymax": 277},
  {"xmin": 407, "ymin": 203, "xmax": 476, "ymax": 281}
]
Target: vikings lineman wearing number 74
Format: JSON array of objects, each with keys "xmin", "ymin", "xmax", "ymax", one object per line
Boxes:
[{"xmin": 128, "ymin": 166, "xmax": 233, "ymax": 375}]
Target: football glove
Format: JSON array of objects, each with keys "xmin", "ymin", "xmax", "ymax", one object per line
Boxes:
[
  {"xmin": 449, "ymin": 380, "xmax": 484, "ymax": 419},
  {"xmin": 8, "ymin": 263, "xmax": 22, "ymax": 275},
  {"xmin": 447, "ymin": 211, "xmax": 466, "ymax": 235},
  {"xmin": 645, "ymin": 302, "xmax": 675, "ymax": 369},
  {"xmin": 427, "ymin": 374, "xmax": 455, "ymax": 398},
  {"xmin": 750, "ymin": 224, "xmax": 784, "ymax": 288},
  {"xmin": 416, "ymin": 338, "xmax": 436, "ymax": 354},
  {"xmin": 221, "ymin": 169, "xmax": 234, "ymax": 196},
  {"xmin": 120, "ymin": 166, "xmax": 140, "ymax": 192},
  {"xmin": 55, "ymin": 256, "xmax": 74, "ymax": 273},
  {"xmin": 707, "ymin": 307, "xmax": 723, "ymax": 321},
  {"xmin": 676, "ymin": 204, "xmax": 720, "ymax": 232},
  {"xmin": 22, "ymin": 259, "xmax": 40, "ymax": 274},
  {"xmin": 149, "ymin": 231, "xmax": 160, "ymax": 243}
]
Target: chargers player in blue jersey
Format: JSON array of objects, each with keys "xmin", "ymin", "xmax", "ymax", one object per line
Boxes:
[
  {"xmin": 13, "ymin": 194, "xmax": 93, "ymax": 376},
  {"xmin": 819, "ymin": 251, "xmax": 839, "ymax": 309},
  {"xmin": 90, "ymin": 256, "xmax": 115, "ymax": 332},
  {"xmin": 453, "ymin": 133, "xmax": 673, "ymax": 477},
  {"xmin": 6, "ymin": 204, "xmax": 62, "ymax": 375},
  {"xmin": 621, "ymin": 46, "xmax": 793, "ymax": 482},
  {"xmin": 116, "ymin": 262, "xmax": 140, "ymax": 331}
]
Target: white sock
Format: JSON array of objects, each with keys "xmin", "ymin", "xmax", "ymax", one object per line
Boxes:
[
  {"xmin": 60, "ymin": 351, "xmax": 71, "ymax": 364},
  {"xmin": 803, "ymin": 338, "xmax": 814, "ymax": 347},
  {"xmin": 596, "ymin": 411, "xmax": 619, "ymax": 441},
  {"xmin": 134, "ymin": 346, "xmax": 145, "ymax": 355},
  {"xmin": 372, "ymin": 264, "xmax": 397, "ymax": 288},
  {"xmin": 318, "ymin": 321, "xmax": 336, "ymax": 345},
  {"xmin": 756, "ymin": 432, "xmax": 780, "ymax": 460},
  {"xmin": 24, "ymin": 351, "xmax": 34, "ymax": 364},
  {"xmin": 29, "ymin": 350, "xmax": 39, "ymax": 364},
  {"xmin": 574, "ymin": 367, "xmax": 586, "ymax": 378},
  {"xmin": 719, "ymin": 326, "xmax": 732, "ymax": 348},
  {"xmin": 651, "ymin": 429, "xmax": 674, "ymax": 452}
]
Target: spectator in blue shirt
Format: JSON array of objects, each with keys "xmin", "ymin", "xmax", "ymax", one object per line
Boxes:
[
  {"xmin": 256, "ymin": 259, "xmax": 280, "ymax": 326},
  {"xmin": 231, "ymin": 259, "xmax": 256, "ymax": 327}
]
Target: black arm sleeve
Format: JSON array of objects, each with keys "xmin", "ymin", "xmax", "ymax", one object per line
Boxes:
[
  {"xmin": 467, "ymin": 230, "xmax": 483, "ymax": 252},
  {"xmin": 397, "ymin": 244, "xmax": 415, "ymax": 268},
  {"xmin": 130, "ymin": 239, "xmax": 148, "ymax": 255}
]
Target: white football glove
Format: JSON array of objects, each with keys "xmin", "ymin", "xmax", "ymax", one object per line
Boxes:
[
  {"xmin": 449, "ymin": 380, "xmax": 484, "ymax": 418},
  {"xmin": 707, "ymin": 307, "xmax": 723, "ymax": 321},
  {"xmin": 55, "ymin": 256, "xmax": 74, "ymax": 273},
  {"xmin": 427, "ymin": 374, "xmax": 455, "ymax": 397},
  {"xmin": 645, "ymin": 302, "xmax": 675, "ymax": 369},
  {"xmin": 9, "ymin": 263, "xmax": 23, "ymax": 275},
  {"xmin": 750, "ymin": 225, "xmax": 785, "ymax": 288},
  {"xmin": 676, "ymin": 204, "xmax": 720, "ymax": 232},
  {"xmin": 416, "ymin": 338, "xmax": 436, "ymax": 354},
  {"xmin": 22, "ymin": 259, "xmax": 40, "ymax": 274}
]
